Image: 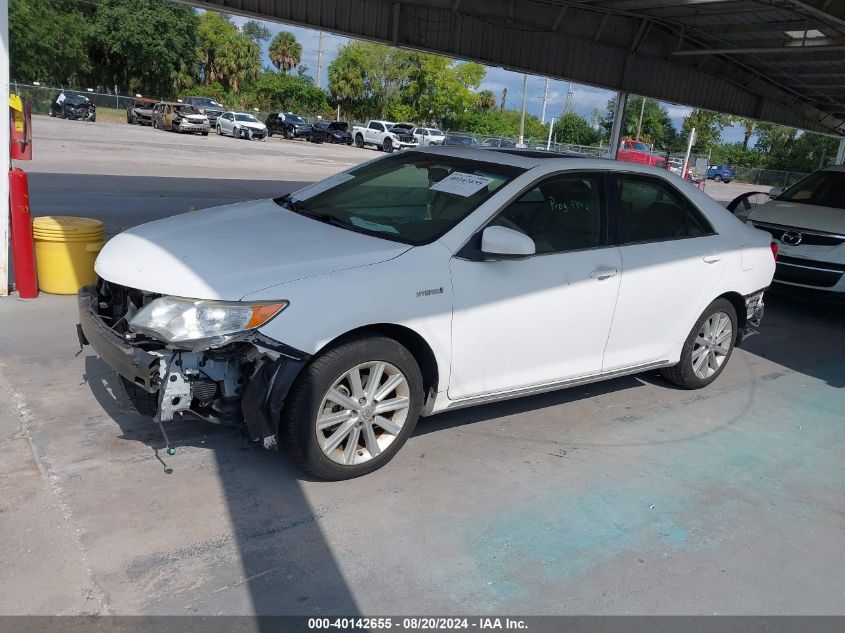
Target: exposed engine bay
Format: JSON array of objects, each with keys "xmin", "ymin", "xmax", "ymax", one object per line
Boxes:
[{"xmin": 78, "ymin": 280, "xmax": 307, "ymax": 452}]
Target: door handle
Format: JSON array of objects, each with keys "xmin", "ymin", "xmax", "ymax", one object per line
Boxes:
[
  {"xmin": 703, "ymin": 253, "xmax": 723, "ymax": 264},
  {"xmin": 590, "ymin": 267, "xmax": 619, "ymax": 280}
]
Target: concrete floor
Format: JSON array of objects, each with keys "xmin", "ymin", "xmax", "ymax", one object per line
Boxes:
[{"xmin": 1, "ymin": 117, "xmax": 843, "ymax": 616}]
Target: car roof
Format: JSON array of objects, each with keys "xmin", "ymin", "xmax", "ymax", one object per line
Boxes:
[{"xmin": 414, "ymin": 146, "xmax": 677, "ymax": 171}]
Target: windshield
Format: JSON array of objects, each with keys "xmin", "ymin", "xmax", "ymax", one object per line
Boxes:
[
  {"xmin": 275, "ymin": 152, "xmax": 524, "ymax": 245},
  {"xmin": 192, "ymin": 98, "xmax": 220, "ymax": 107},
  {"xmin": 627, "ymin": 141, "xmax": 650, "ymax": 151},
  {"xmin": 778, "ymin": 170, "xmax": 845, "ymax": 210},
  {"xmin": 431, "ymin": 130, "xmax": 444, "ymax": 136},
  {"xmin": 235, "ymin": 113, "xmax": 259, "ymax": 122},
  {"xmin": 328, "ymin": 122, "xmax": 348, "ymax": 131},
  {"xmin": 286, "ymin": 114, "xmax": 305, "ymax": 123}
]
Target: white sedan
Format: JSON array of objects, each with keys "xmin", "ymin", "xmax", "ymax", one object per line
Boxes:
[
  {"xmin": 79, "ymin": 149, "xmax": 775, "ymax": 480},
  {"xmin": 744, "ymin": 166, "xmax": 845, "ymax": 296},
  {"xmin": 216, "ymin": 111, "xmax": 268, "ymax": 140}
]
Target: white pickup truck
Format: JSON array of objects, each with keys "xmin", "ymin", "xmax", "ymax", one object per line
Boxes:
[{"xmin": 352, "ymin": 120, "xmax": 419, "ymax": 152}]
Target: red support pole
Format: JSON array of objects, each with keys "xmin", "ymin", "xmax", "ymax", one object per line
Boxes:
[{"xmin": 9, "ymin": 167, "xmax": 37, "ymax": 298}]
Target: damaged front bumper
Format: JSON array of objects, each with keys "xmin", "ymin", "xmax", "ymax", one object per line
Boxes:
[{"xmin": 77, "ymin": 284, "xmax": 308, "ymax": 447}]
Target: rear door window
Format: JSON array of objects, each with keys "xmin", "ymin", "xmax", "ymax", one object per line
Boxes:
[{"xmin": 613, "ymin": 174, "xmax": 713, "ymax": 243}]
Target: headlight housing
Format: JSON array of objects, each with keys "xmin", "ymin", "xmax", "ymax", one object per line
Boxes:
[{"xmin": 129, "ymin": 297, "xmax": 288, "ymax": 349}]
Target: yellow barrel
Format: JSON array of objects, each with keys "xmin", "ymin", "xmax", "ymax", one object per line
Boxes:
[{"xmin": 32, "ymin": 216, "xmax": 105, "ymax": 295}]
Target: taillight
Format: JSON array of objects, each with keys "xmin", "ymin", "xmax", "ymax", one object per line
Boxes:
[{"xmin": 770, "ymin": 242, "xmax": 778, "ymax": 261}]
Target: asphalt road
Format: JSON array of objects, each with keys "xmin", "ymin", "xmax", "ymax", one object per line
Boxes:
[{"xmin": 0, "ymin": 115, "xmax": 843, "ymax": 617}]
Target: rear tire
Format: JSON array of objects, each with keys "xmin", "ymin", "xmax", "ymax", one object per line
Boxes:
[
  {"xmin": 355, "ymin": 134, "xmax": 364, "ymax": 148},
  {"xmin": 283, "ymin": 334, "xmax": 423, "ymax": 480},
  {"xmin": 661, "ymin": 298, "xmax": 738, "ymax": 390}
]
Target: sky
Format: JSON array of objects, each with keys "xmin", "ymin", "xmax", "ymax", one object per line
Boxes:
[{"xmin": 232, "ymin": 15, "xmax": 746, "ymax": 144}]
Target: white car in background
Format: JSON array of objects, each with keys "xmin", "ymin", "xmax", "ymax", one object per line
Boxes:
[
  {"xmin": 79, "ymin": 149, "xmax": 775, "ymax": 480},
  {"xmin": 216, "ymin": 111, "xmax": 268, "ymax": 140},
  {"xmin": 413, "ymin": 127, "xmax": 446, "ymax": 147},
  {"xmin": 745, "ymin": 166, "xmax": 845, "ymax": 297}
]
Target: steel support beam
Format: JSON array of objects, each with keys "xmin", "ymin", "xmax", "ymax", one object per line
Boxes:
[
  {"xmin": 609, "ymin": 92, "xmax": 628, "ymax": 160},
  {"xmin": 178, "ymin": 0, "xmax": 845, "ymax": 137},
  {"xmin": 836, "ymin": 138, "xmax": 845, "ymax": 165},
  {"xmin": 1, "ymin": 0, "xmax": 9, "ymax": 297}
]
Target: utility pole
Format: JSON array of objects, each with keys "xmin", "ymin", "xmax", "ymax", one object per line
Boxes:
[
  {"xmin": 540, "ymin": 78, "xmax": 549, "ymax": 124},
  {"xmin": 564, "ymin": 82, "xmax": 574, "ymax": 114},
  {"xmin": 635, "ymin": 97, "xmax": 646, "ymax": 140},
  {"xmin": 315, "ymin": 31, "xmax": 325, "ymax": 89},
  {"xmin": 518, "ymin": 74, "xmax": 528, "ymax": 147}
]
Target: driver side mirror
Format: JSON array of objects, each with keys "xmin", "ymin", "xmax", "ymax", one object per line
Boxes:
[
  {"xmin": 481, "ymin": 226, "xmax": 536, "ymax": 259},
  {"xmin": 768, "ymin": 186, "xmax": 782, "ymax": 198}
]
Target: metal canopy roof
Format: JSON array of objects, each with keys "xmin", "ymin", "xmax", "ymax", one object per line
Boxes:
[{"xmin": 185, "ymin": 0, "xmax": 845, "ymax": 136}]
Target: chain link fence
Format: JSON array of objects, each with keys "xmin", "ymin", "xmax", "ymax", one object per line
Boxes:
[
  {"xmin": 11, "ymin": 81, "xmax": 141, "ymax": 115},
  {"xmin": 731, "ymin": 167, "xmax": 808, "ymax": 188}
]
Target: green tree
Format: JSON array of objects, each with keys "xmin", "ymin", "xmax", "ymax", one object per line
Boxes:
[
  {"xmin": 10, "ymin": 0, "xmax": 91, "ymax": 85},
  {"xmin": 327, "ymin": 50, "xmax": 367, "ymax": 119},
  {"xmin": 241, "ymin": 20, "xmax": 271, "ymax": 43},
  {"xmin": 219, "ymin": 33, "xmax": 260, "ymax": 93},
  {"xmin": 197, "ymin": 11, "xmax": 236, "ymax": 86},
  {"xmin": 268, "ymin": 31, "xmax": 303, "ymax": 73},
  {"xmin": 475, "ymin": 90, "xmax": 497, "ymax": 111},
  {"xmin": 86, "ymin": 0, "xmax": 198, "ymax": 96},
  {"xmin": 553, "ymin": 112, "xmax": 600, "ymax": 146},
  {"xmin": 602, "ymin": 96, "xmax": 678, "ymax": 150},
  {"xmin": 196, "ymin": 11, "xmax": 260, "ymax": 93},
  {"xmin": 240, "ymin": 70, "xmax": 330, "ymax": 114},
  {"xmin": 681, "ymin": 108, "xmax": 734, "ymax": 153}
]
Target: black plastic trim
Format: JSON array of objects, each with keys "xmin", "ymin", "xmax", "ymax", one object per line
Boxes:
[{"xmin": 77, "ymin": 285, "xmax": 160, "ymax": 393}]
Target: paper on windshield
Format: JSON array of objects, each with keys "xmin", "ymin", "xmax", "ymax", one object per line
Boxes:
[
  {"xmin": 430, "ymin": 172, "xmax": 494, "ymax": 197},
  {"xmin": 291, "ymin": 173, "xmax": 355, "ymax": 201}
]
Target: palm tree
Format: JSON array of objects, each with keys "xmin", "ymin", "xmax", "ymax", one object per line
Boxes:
[
  {"xmin": 328, "ymin": 55, "xmax": 366, "ymax": 119},
  {"xmin": 221, "ymin": 35, "xmax": 260, "ymax": 93},
  {"xmin": 269, "ymin": 32, "xmax": 303, "ymax": 73},
  {"xmin": 475, "ymin": 90, "xmax": 496, "ymax": 111}
]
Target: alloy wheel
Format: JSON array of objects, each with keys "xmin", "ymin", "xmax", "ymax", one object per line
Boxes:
[
  {"xmin": 691, "ymin": 311, "xmax": 732, "ymax": 380},
  {"xmin": 316, "ymin": 361, "xmax": 410, "ymax": 466}
]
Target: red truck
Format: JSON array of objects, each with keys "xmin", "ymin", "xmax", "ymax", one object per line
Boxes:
[{"xmin": 616, "ymin": 138, "xmax": 666, "ymax": 168}]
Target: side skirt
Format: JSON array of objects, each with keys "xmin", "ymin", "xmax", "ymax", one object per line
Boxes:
[{"xmin": 438, "ymin": 360, "xmax": 673, "ymax": 413}]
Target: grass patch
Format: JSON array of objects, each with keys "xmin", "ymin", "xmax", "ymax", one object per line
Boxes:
[{"xmin": 95, "ymin": 107, "xmax": 127, "ymax": 124}]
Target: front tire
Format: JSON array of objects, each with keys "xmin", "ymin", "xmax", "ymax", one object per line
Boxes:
[
  {"xmin": 383, "ymin": 138, "xmax": 394, "ymax": 153},
  {"xmin": 283, "ymin": 334, "xmax": 424, "ymax": 480},
  {"xmin": 714, "ymin": 174, "xmax": 722, "ymax": 182},
  {"xmin": 661, "ymin": 298, "xmax": 738, "ymax": 389},
  {"xmin": 216, "ymin": 125, "xmax": 222, "ymax": 135}
]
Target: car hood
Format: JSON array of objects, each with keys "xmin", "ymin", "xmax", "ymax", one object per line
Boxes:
[
  {"xmin": 749, "ymin": 199, "xmax": 845, "ymax": 235},
  {"xmin": 236, "ymin": 121, "xmax": 266, "ymax": 130},
  {"xmin": 95, "ymin": 199, "xmax": 411, "ymax": 300}
]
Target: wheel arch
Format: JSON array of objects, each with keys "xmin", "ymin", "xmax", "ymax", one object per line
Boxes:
[
  {"xmin": 715, "ymin": 291, "xmax": 747, "ymax": 345},
  {"xmin": 317, "ymin": 323, "xmax": 440, "ymax": 406}
]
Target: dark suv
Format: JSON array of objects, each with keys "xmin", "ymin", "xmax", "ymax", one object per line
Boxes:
[
  {"xmin": 265, "ymin": 112, "xmax": 312, "ymax": 139},
  {"xmin": 183, "ymin": 96, "xmax": 226, "ymax": 125}
]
